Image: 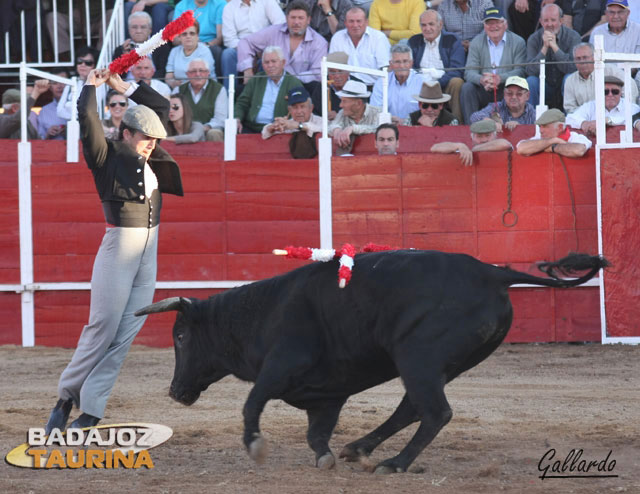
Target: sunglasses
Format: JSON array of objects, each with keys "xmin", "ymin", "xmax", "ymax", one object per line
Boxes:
[
  {"xmin": 109, "ymin": 101, "xmax": 127, "ymax": 108},
  {"xmin": 604, "ymin": 88, "xmax": 620, "ymax": 96},
  {"xmin": 421, "ymin": 103, "xmax": 440, "ymax": 110},
  {"xmin": 170, "ymin": 104, "xmax": 181, "ymax": 110},
  {"xmin": 77, "ymin": 58, "xmax": 95, "ymax": 66}
]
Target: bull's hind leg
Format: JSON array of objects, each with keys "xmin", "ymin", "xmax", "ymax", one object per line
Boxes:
[
  {"xmin": 306, "ymin": 399, "xmax": 346, "ymax": 469},
  {"xmin": 374, "ymin": 349, "xmax": 453, "ymax": 473},
  {"xmin": 339, "ymin": 393, "xmax": 418, "ymax": 462}
]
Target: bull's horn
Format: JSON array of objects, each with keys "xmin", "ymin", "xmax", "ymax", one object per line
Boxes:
[{"xmin": 135, "ymin": 297, "xmax": 192, "ymax": 316}]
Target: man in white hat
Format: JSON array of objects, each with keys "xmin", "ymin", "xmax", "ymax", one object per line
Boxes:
[
  {"xmin": 431, "ymin": 119, "xmax": 512, "ymax": 166},
  {"xmin": 406, "ymin": 81, "xmax": 458, "ymax": 127},
  {"xmin": 44, "ymin": 68, "xmax": 183, "ymax": 433},
  {"xmin": 329, "ymin": 80, "xmax": 381, "ymax": 154},
  {"xmin": 517, "ymin": 108, "xmax": 591, "ymax": 157},
  {"xmin": 566, "ymin": 74, "xmax": 640, "ymax": 136},
  {"xmin": 469, "ymin": 75, "xmax": 535, "ymax": 131}
]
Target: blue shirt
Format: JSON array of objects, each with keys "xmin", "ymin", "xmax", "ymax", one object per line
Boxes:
[
  {"xmin": 37, "ymin": 100, "xmax": 67, "ymax": 139},
  {"xmin": 370, "ymin": 70, "xmax": 424, "ymax": 119},
  {"xmin": 255, "ymin": 75, "xmax": 284, "ymax": 125},
  {"xmin": 173, "ymin": 0, "xmax": 226, "ymax": 42}
]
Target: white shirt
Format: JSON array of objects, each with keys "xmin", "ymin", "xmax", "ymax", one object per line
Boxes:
[
  {"xmin": 329, "ymin": 27, "xmax": 391, "ymax": 85},
  {"xmin": 487, "ymin": 33, "xmax": 507, "ymax": 74},
  {"xmin": 566, "ymin": 97, "xmax": 640, "ymax": 128},
  {"xmin": 222, "ymin": 0, "xmax": 286, "ymax": 49},
  {"xmin": 518, "ymin": 130, "xmax": 593, "ymax": 151},
  {"xmin": 370, "ymin": 70, "xmax": 424, "ymax": 119},
  {"xmin": 128, "ymin": 80, "xmax": 171, "ymax": 108},
  {"xmin": 590, "ymin": 21, "xmax": 640, "ymax": 54},
  {"xmin": 419, "ymin": 35, "xmax": 445, "ymax": 84}
]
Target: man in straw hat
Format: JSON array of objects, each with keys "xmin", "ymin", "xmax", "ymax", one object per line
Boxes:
[
  {"xmin": 310, "ymin": 51, "xmax": 359, "ymax": 120},
  {"xmin": 406, "ymin": 81, "xmax": 459, "ymax": 127},
  {"xmin": 516, "ymin": 108, "xmax": 592, "ymax": 157},
  {"xmin": 44, "ymin": 68, "xmax": 184, "ymax": 433},
  {"xmin": 408, "ymin": 9, "xmax": 465, "ymax": 122},
  {"xmin": 469, "ymin": 75, "xmax": 535, "ymax": 132},
  {"xmin": 329, "ymin": 79, "xmax": 381, "ymax": 154},
  {"xmin": 566, "ymin": 74, "xmax": 639, "ymax": 136},
  {"xmin": 430, "ymin": 119, "xmax": 512, "ymax": 166}
]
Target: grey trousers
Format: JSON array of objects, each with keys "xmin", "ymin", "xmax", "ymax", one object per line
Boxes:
[{"xmin": 57, "ymin": 226, "xmax": 159, "ymax": 418}]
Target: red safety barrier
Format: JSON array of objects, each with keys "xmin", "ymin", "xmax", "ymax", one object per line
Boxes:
[{"xmin": 0, "ymin": 125, "xmax": 634, "ymax": 346}]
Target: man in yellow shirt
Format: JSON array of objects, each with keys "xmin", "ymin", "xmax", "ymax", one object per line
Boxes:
[{"xmin": 368, "ymin": 0, "xmax": 423, "ymax": 44}]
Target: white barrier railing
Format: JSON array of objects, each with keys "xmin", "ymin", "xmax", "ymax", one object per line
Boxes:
[
  {"xmin": 96, "ymin": 0, "xmax": 126, "ymax": 119},
  {"xmin": 1, "ymin": 0, "xmax": 115, "ymax": 68}
]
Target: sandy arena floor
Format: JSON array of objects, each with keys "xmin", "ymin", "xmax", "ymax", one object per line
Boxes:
[{"xmin": 1, "ymin": 343, "xmax": 638, "ymax": 493}]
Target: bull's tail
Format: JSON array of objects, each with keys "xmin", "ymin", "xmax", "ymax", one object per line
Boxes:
[{"xmin": 502, "ymin": 253, "xmax": 610, "ymax": 288}]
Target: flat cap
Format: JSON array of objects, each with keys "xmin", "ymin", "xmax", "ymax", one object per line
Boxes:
[
  {"xmin": 535, "ymin": 108, "xmax": 566, "ymax": 125},
  {"xmin": 470, "ymin": 119, "xmax": 497, "ymax": 134},
  {"xmin": 122, "ymin": 104, "xmax": 167, "ymax": 139},
  {"xmin": 604, "ymin": 75, "xmax": 624, "ymax": 86},
  {"xmin": 326, "ymin": 51, "xmax": 349, "ymax": 65},
  {"xmin": 2, "ymin": 89, "xmax": 20, "ymax": 105}
]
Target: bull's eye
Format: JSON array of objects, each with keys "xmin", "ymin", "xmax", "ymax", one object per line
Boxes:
[{"xmin": 176, "ymin": 333, "xmax": 184, "ymax": 343}]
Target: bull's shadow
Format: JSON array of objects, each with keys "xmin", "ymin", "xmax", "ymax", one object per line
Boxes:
[{"xmin": 136, "ymin": 250, "xmax": 607, "ymax": 473}]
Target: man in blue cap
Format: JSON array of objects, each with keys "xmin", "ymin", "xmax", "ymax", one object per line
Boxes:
[
  {"xmin": 460, "ymin": 6, "xmax": 526, "ymax": 124},
  {"xmin": 261, "ymin": 86, "xmax": 322, "ymax": 139},
  {"xmin": 590, "ymin": 0, "xmax": 640, "ymax": 54}
]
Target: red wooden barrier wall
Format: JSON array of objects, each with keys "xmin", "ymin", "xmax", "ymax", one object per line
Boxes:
[{"xmin": 0, "ymin": 125, "xmax": 614, "ymax": 347}]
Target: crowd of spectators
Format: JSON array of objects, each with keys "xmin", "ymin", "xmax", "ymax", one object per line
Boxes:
[{"xmin": 4, "ymin": 0, "xmax": 640, "ymax": 155}]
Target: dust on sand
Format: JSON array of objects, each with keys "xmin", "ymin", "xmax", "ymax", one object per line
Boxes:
[{"xmin": 1, "ymin": 343, "xmax": 638, "ymax": 493}]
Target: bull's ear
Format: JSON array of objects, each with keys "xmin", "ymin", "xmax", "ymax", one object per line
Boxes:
[{"xmin": 134, "ymin": 297, "xmax": 193, "ymax": 316}]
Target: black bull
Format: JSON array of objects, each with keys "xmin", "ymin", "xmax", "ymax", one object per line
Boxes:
[{"xmin": 135, "ymin": 250, "xmax": 608, "ymax": 473}]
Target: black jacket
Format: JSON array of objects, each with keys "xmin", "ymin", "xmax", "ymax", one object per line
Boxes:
[{"xmin": 78, "ymin": 82, "xmax": 183, "ymax": 204}]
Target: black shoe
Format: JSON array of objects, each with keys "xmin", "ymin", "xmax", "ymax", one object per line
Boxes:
[
  {"xmin": 69, "ymin": 413, "xmax": 100, "ymax": 429},
  {"xmin": 45, "ymin": 398, "xmax": 73, "ymax": 435}
]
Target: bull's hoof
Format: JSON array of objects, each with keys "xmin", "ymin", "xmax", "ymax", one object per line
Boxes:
[
  {"xmin": 248, "ymin": 434, "xmax": 267, "ymax": 464},
  {"xmin": 316, "ymin": 452, "xmax": 335, "ymax": 470},
  {"xmin": 339, "ymin": 445, "xmax": 365, "ymax": 462},
  {"xmin": 374, "ymin": 464, "xmax": 402, "ymax": 475}
]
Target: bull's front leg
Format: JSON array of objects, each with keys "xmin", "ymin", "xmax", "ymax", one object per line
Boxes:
[
  {"xmin": 242, "ymin": 343, "xmax": 318, "ymax": 464},
  {"xmin": 306, "ymin": 399, "xmax": 346, "ymax": 469}
]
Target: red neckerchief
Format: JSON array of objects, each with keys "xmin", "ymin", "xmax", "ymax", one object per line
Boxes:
[{"xmin": 558, "ymin": 126, "xmax": 572, "ymax": 141}]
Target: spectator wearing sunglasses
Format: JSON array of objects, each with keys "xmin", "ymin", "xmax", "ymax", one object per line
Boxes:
[
  {"xmin": 406, "ymin": 82, "xmax": 458, "ymax": 127},
  {"xmin": 566, "ymin": 75, "xmax": 640, "ymax": 136},
  {"xmin": 57, "ymin": 47, "xmax": 102, "ymax": 122},
  {"xmin": 102, "ymin": 90, "xmax": 129, "ymax": 140},
  {"xmin": 164, "ymin": 94, "xmax": 206, "ymax": 143}
]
